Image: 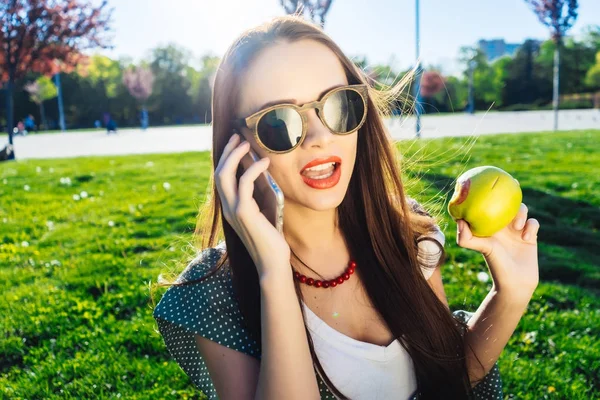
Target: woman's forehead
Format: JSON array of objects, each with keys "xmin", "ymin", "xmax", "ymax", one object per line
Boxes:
[{"xmin": 237, "ymin": 40, "xmax": 348, "ymax": 116}]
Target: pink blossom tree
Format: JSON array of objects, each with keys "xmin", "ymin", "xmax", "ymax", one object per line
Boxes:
[
  {"xmin": 420, "ymin": 71, "xmax": 446, "ymax": 98},
  {"xmin": 1, "ymin": 0, "xmax": 112, "ymax": 159},
  {"xmin": 123, "ymin": 66, "xmax": 155, "ymax": 129}
]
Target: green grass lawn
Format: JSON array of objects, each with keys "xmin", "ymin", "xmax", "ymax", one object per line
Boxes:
[{"xmin": 1, "ymin": 129, "xmax": 598, "ymax": 399}]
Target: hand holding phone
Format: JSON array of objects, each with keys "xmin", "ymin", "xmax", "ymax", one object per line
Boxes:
[
  {"xmin": 239, "ymin": 148, "xmax": 284, "ymax": 234},
  {"xmin": 214, "ymin": 134, "xmax": 288, "ymax": 277}
]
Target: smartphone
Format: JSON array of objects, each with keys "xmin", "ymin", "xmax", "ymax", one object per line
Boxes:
[{"xmin": 239, "ymin": 148, "xmax": 284, "ymax": 234}]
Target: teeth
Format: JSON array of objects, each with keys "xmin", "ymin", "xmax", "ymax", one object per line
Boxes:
[
  {"xmin": 302, "ymin": 162, "xmax": 337, "ymax": 180},
  {"xmin": 304, "ymin": 162, "xmax": 335, "ymax": 173},
  {"xmin": 306, "ymin": 169, "xmax": 335, "ymax": 179}
]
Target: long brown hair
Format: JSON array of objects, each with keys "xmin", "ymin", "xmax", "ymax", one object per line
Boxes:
[{"xmin": 160, "ymin": 15, "xmax": 484, "ymax": 399}]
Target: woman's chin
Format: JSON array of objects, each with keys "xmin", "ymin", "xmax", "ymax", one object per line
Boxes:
[{"xmin": 298, "ymin": 186, "xmax": 348, "ymax": 211}]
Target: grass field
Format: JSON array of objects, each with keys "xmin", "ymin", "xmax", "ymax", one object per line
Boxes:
[{"xmin": 1, "ymin": 129, "xmax": 598, "ymax": 399}]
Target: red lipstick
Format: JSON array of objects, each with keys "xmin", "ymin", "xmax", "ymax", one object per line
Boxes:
[
  {"xmin": 300, "ymin": 156, "xmax": 342, "ymax": 190},
  {"xmin": 301, "ymin": 156, "xmax": 342, "ymax": 172}
]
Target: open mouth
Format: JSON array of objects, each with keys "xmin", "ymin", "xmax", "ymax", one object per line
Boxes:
[
  {"xmin": 301, "ymin": 162, "xmax": 339, "ymax": 180},
  {"xmin": 300, "ymin": 161, "xmax": 342, "ymax": 189}
]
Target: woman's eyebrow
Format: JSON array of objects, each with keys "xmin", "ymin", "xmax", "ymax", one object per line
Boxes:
[{"xmin": 250, "ymin": 83, "xmax": 346, "ymax": 115}]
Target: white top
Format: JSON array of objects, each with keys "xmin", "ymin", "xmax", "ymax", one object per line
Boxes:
[{"xmin": 301, "ymin": 229, "xmax": 445, "ymax": 399}]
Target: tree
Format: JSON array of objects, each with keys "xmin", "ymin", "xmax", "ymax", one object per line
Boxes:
[
  {"xmin": 438, "ymin": 76, "xmax": 468, "ymax": 112},
  {"xmin": 0, "ymin": 0, "xmax": 112, "ymax": 159},
  {"xmin": 123, "ymin": 65, "xmax": 155, "ymax": 129},
  {"xmin": 416, "ymin": 71, "xmax": 451, "ymax": 114},
  {"xmin": 525, "ymin": 0, "xmax": 578, "ymax": 130},
  {"xmin": 189, "ymin": 55, "xmax": 220, "ymax": 124},
  {"xmin": 23, "ymin": 76, "xmax": 57, "ymax": 130},
  {"xmin": 280, "ymin": 0, "xmax": 333, "ymax": 27},
  {"xmin": 420, "ymin": 71, "xmax": 445, "ymax": 97},
  {"xmin": 459, "ymin": 46, "xmax": 505, "ymax": 109},
  {"xmin": 581, "ymin": 25, "xmax": 600, "ymax": 51},
  {"xmin": 148, "ymin": 45, "xmax": 195, "ymax": 125},
  {"xmin": 81, "ymin": 55, "xmax": 121, "ymax": 100},
  {"xmin": 503, "ymin": 40, "xmax": 543, "ymax": 106},
  {"xmin": 123, "ymin": 66, "xmax": 154, "ymax": 102},
  {"xmin": 536, "ymin": 37, "xmax": 596, "ymax": 97},
  {"xmin": 585, "ymin": 51, "xmax": 600, "ymax": 89}
]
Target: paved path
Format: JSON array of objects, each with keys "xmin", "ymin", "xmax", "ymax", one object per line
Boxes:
[{"xmin": 3, "ymin": 109, "xmax": 599, "ymax": 160}]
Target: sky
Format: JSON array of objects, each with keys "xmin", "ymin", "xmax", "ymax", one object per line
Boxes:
[{"xmin": 101, "ymin": 0, "xmax": 600, "ymax": 76}]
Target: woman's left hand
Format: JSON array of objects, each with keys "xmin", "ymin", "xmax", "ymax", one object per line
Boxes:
[{"xmin": 456, "ymin": 203, "xmax": 540, "ymax": 296}]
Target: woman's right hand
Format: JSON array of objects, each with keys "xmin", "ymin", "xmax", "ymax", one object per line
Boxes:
[{"xmin": 214, "ymin": 133, "xmax": 291, "ymax": 279}]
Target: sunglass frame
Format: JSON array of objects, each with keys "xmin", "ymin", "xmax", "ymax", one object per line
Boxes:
[{"xmin": 232, "ymin": 84, "xmax": 369, "ymax": 154}]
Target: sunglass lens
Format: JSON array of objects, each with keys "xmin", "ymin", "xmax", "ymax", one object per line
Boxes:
[
  {"xmin": 323, "ymin": 89, "xmax": 365, "ymax": 133},
  {"xmin": 257, "ymin": 108, "xmax": 303, "ymax": 152}
]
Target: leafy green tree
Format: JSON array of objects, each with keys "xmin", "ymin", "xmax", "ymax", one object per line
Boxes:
[
  {"xmin": 53, "ymin": 55, "xmax": 137, "ymax": 128},
  {"xmin": 441, "ymin": 76, "xmax": 468, "ymax": 111},
  {"xmin": 536, "ymin": 37, "xmax": 597, "ymax": 96},
  {"xmin": 188, "ymin": 55, "xmax": 220, "ymax": 123},
  {"xmin": 490, "ymin": 56, "xmax": 512, "ymax": 107},
  {"xmin": 584, "ymin": 51, "xmax": 600, "ymax": 89},
  {"xmin": 459, "ymin": 46, "xmax": 504, "ymax": 109},
  {"xmin": 581, "ymin": 25, "xmax": 600, "ymax": 50},
  {"xmin": 502, "ymin": 40, "xmax": 543, "ymax": 106},
  {"xmin": 148, "ymin": 45, "xmax": 195, "ymax": 125},
  {"xmin": 70, "ymin": 55, "xmax": 135, "ymax": 127},
  {"xmin": 81, "ymin": 55, "xmax": 122, "ymax": 99},
  {"xmin": 23, "ymin": 76, "xmax": 57, "ymax": 130},
  {"xmin": 525, "ymin": 0, "xmax": 579, "ymax": 130}
]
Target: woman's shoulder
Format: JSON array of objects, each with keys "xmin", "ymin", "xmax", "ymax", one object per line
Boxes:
[
  {"xmin": 152, "ymin": 242, "xmax": 260, "ymax": 357},
  {"xmin": 152, "ymin": 243, "xmax": 261, "ymax": 398},
  {"xmin": 175, "ymin": 244, "xmax": 228, "ymax": 282}
]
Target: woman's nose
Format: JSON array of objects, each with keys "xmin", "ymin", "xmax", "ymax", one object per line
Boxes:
[{"xmin": 302, "ymin": 109, "xmax": 334, "ymax": 148}]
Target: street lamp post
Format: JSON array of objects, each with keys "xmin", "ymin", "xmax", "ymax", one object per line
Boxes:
[
  {"xmin": 468, "ymin": 59, "xmax": 475, "ymax": 114},
  {"xmin": 54, "ymin": 73, "xmax": 66, "ymax": 132}
]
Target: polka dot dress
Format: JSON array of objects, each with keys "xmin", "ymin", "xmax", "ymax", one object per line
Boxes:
[{"xmin": 153, "ymin": 246, "xmax": 503, "ymax": 399}]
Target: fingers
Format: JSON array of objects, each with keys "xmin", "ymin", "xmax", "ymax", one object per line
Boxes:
[
  {"xmin": 215, "ymin": 136, "xmax": 251, "ymax": 201},
  {"xmin": 521, "ymin": 218, "xmax": 540, "ymax": 242},
  {"xmin": 511, "ymin": 203, "xmax": 539, "ymax": 242},
  {"xmin": 216, "ymin": 133, "xmax": 241, "ymax": 172},
  {"xmin": 456, "ymin": 219, "xmax": 493, "ymax": 257},
  {"xmin": 512, "ymin": 203, "xmax": 528, "ymax": 231},
  {"xmin": 237, "ymin": 157, "xmax": 271, "ymax": 210}
]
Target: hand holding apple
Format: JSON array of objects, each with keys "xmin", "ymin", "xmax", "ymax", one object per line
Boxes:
[
  {"xmin": 448, "ymin": 166, "xmax": 540, "ymax": 295},
  {"xmin": 448, "ymin": 166, "xmax": 522, "ymax": 237}
]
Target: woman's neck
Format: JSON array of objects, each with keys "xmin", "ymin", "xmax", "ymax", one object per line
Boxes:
[
  {"xmin": 282, "ymin": 203, "xmax": 351, "ymax": 277},
  {"xmin": 283, "ymin": 204, "xmax": 340, "ymax": 251}
]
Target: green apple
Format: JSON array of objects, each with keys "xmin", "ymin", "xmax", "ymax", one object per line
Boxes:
[{"xmin": 448, "ymin": 166, "xmax": 522, "ymax": 237}]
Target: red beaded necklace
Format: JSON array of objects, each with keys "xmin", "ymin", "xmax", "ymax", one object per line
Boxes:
[{"xmin": 293, "ymin": 260, "xmax": 356, "ymax": 288}]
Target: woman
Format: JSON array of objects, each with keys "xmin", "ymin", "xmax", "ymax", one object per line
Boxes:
[{"xmin": 153, "ymin": 15, "xmax": 540, "ymax": 399}]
